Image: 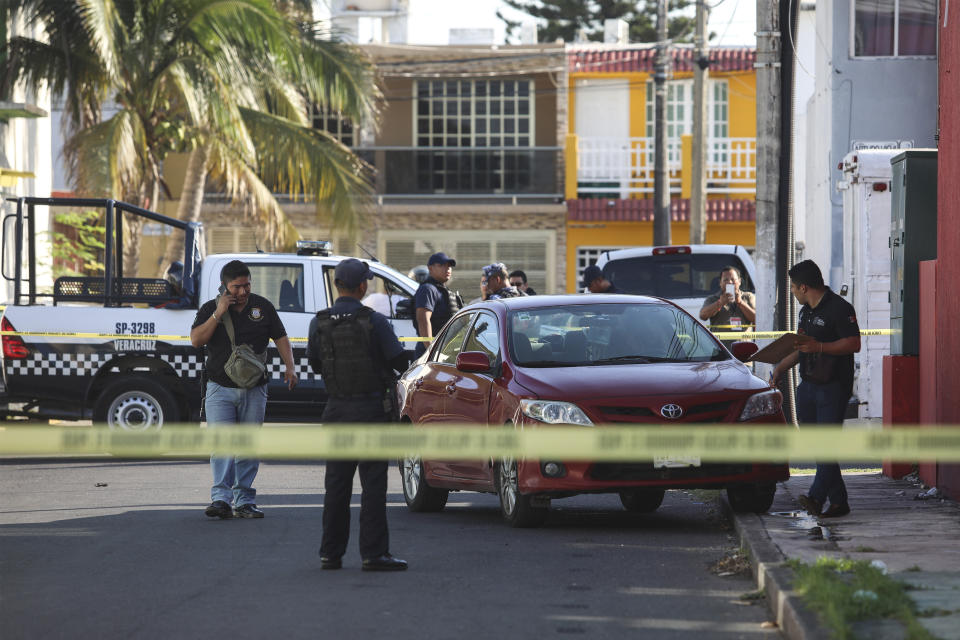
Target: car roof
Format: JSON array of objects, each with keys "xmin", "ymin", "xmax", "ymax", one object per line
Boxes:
[
  {"xmin": 471, "ymin": 293, "xmax": 665, "ymax": 311},
  {"xmin": 598, "ymin": 244, "xmax": 744, "ymax": 261}
]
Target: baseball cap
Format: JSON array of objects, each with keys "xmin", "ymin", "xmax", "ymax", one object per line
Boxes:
[
  {"xmin": 581, "ymin": 265, "xmax": 603, "ymax": 289},
  {"xmin": 428, "ymin": 252, "xmax": 457, "ymax": 267},
  {"xmin": 334, "ymin": 258, "xmax": 374, "ymax": 288}
]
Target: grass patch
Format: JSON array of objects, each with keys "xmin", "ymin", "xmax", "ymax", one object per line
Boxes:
[
  {"xmin": 740, "ymin": 589, "xmax": 766, "ymax": 601},
  {"xmin": 787, "ymin": 557, "xmax": 935, "ymax": 640}
]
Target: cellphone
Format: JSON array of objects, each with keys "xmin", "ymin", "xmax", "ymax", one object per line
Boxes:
[
  {"xmin": 219, "ymin": 283, "xmax": 226, "ymax": 295},
  {"xmin": 725, "ymin": 283, "xmax": 735, "ymax": 296}
]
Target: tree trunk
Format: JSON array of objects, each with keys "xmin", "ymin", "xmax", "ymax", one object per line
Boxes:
[
  {"xmin": 158, "ymin": 144, "xmax": 210, "ymax": 275},
  {"xmin": 122, "ymin": 179, "xmax": 158, "ymax": 277}
]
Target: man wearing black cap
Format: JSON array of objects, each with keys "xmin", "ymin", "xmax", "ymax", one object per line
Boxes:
[
  {"xmin": 413, "ymin": 252, "xmax": 463, "ymax": 353},
  {"xmin": 582, "ymin": 265, "xmax": 618, "ymax": 293},
  {"xmin": 307, "ymin": 258, "xmax": 412, "ymax": 571}
]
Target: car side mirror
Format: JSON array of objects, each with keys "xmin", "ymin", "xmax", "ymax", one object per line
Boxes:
[
  {"xmin": 456, "ymin": 351, "xmax": 491, "ymax": 373},
  {"xmin": 395, "ymin": 297, "xmax": 413, "ymax": 319},
  {"xmin": 730, "ymin": 341, "xmax": 759, "ymax": 362}
]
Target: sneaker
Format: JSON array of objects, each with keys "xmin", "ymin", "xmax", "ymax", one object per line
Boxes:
[
  {"xmin": 234, "ymin": 504, "xmax": 264, "ymax": 518},
  {"xmin": 320, "ymin": 556, "xmax": 343, "ymax": 570},
  {"xmin": 821, "ymin": 503, "xmax": 851, "ymax": 518},
  {"xmin": 797, "ymin": 494, "xmax": 823, "ymax": 517},
  {"xmin": 204, "ymin": 500, "xmax": 233, "ymax": 519}
]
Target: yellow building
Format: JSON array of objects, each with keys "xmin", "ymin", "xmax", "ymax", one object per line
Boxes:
[{"xmin": 565, "ymin": 45, "xmax": 758, "ymax": 291}]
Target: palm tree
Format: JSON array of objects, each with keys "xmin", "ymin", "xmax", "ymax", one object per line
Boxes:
[{"xmin": 2, "ymin": 0, "xmax": 379, "ymax": 274}]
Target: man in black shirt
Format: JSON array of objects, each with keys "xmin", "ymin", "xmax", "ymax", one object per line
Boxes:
[
  {"xmin": 414, "ymin": 252, "xmax": 462, "ymax": 355},
  {"xmin": 509, "ymin": 270, "xmax": 537, "ymax": 295},
  {"xmin": 191, "ymin": 260, "xmax": 298, "ymax": 519},
  {"xmin": 772, "ymin": 260, "xmax": 861, "ymax": 518},
  {"xmin": 582, "ymin": 265, "xmax": 618, "ymax": 294}
]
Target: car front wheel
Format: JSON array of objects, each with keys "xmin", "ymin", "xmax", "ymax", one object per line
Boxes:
[
  {"xmin": 400, "ymin": 455, "xmax": 448, "ymax": 512},
  {"xmin": 619, "ymin": 488, "xmax": 666, "ymax": 513},
  {"xmin": 496, "ymin": 457, "xmax": 548, "ymax": 528},
  {"xmin": 726, "ymin": 483, "xmax": 777, "ymax": 514}
]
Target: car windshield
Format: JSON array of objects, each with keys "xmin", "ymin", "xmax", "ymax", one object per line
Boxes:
[
  {"xmin": 509, "ymin": 302, "xmax": 727, "ymax": 367},
  {"xmin": 602, "ymin": 254, "xmax": 754, "ymax": 298}
]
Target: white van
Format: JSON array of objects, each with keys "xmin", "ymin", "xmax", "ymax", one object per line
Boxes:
[{"xmin": 592, "ymin": 245, "xmax": 758, "ymax": 320}]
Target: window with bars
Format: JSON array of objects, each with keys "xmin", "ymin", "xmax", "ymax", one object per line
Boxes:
[
  {"xmin": 311, "ymin": 104, "xmax": 355, "ymax": 146},
  {"xmin": 381, "ymin": 231, "xmax": 552, "ymax": 295},
  {"xmin": 414, "ymin": 79, "xmax": 536, "ymax": 193},
  {"xmin": 645, "ymin": 80, "xmax": 729, "ymax": 164},
  {"xmin": 852, "ymin": 0, "xmax": 936, "ymax": 57}
]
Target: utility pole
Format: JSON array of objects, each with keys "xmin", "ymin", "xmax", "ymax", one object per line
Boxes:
[
  {"xmin": 653, "ymin": 0, "xmax": 671, "ymax": 245},
  {"xmin": 754, "ymin": 0, "xmax": 781, "ymax": 374},
  {"xmin": 690, "ymin": 0, "xmax": 710, "ymax": 244}
]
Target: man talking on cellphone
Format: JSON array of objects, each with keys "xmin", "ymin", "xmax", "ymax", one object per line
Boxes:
[{"xmin": 190, "ymin": 260, "xmax": 298, "ymax": 520}]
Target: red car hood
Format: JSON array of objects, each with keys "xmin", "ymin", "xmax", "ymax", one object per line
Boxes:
[{"xmin": 512, "ymin": 360, "xmax": 768, "ymax": 400}]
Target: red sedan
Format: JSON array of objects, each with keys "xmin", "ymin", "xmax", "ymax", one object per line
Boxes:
[{"xmin": 396, "ymin": 294, "xmax": 788, "ymax": 527}]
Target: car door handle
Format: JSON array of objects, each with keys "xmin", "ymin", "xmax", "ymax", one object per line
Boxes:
[
  {"xmin": 413, "ymin": 377, "xmax": 424, "ymax": 388},
  {"xmin": 445, "ymin": 384, "xmax": 457, "ymax": 394}
]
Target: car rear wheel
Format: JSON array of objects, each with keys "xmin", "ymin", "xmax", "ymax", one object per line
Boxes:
[
  {"xmin": 93, "ymin": 377, "xmax": 179, "ymax": 431},
  {"xmin": 619, "ymin": 488, "xmax": 666, "ymax": 513},
  {"xmin": 496, "ymin": 457, "xmax": 548, "ymax": 528},
  {"xmin": 400, "ymin": 455, "xmax": 448, "ymax": 512},
  {"xmin": 726, "ymin": 483, "xmax": 777, "ymax": 514}
]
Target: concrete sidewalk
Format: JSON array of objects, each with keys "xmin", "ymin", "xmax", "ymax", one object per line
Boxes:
[{"xmin": 728, "ymin": 472, "xmax": 960, "ymax": 639}]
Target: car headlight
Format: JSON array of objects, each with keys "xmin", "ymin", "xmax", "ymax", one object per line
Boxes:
[
  {"xmin": 520, "ymin": 399, "xmax": 594, "ymax": 426},
  {"xmin": 738, "ymin": 389, "xmax": 783, "ymax": 421}
]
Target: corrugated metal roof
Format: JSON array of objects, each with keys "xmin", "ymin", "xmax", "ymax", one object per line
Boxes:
[
  {"xmin": 568, "ymin": 45, "xmax": 756, "ymax": 74},
  {"xmin": 567, "ymin": 198, "xmax": 756, "ymax": 222}
]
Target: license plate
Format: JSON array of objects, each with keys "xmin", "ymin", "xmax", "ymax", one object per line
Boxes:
[{"xmin": 653, "ymin": 456, "xmax": 702, "ymax": 469}]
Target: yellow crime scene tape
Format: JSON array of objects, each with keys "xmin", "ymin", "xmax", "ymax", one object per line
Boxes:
[
  {"xmin": 1, "ymin": 329, "xmax": 894, "ymax": 342},
  {"xmin": 0, "ymin": 331, "xmax": 430, "ymax": 343},
  {"xmin": 1, "ymin": 425, "xmax": 959, "ymax": 462},
  {"xmin": 711, "ymin": 328, "xmax": 896, "ymax": 340}
]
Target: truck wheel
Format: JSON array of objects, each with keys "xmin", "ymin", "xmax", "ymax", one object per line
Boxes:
[{"xmin": 94, "ymin": 377, "xmax": 179, "ymax": 431}]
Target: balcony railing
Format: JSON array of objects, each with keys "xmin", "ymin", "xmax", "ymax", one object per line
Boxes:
[
  {"xmin": 574, "ymin": 136, "xmax": 756, "ymax": 198},
  {"xmin": 355, "ymin": 147, "xmax": 561, "ymax": 200}
]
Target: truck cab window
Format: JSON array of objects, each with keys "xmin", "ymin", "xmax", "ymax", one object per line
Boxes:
[{"xmin": 246, "ymin": 264, "xmax": 305, "ymax": 313}]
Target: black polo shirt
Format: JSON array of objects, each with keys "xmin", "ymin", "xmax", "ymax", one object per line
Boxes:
[
  {"xmin": 192, "ymin": 293, "xmax": 287, "ymax": 388},
  {"xmin": 414, "ymin": 277, "xmax": 455, "ymax": 336},
  {"xmin": 797, "ymin": 288, "xmax": 860, "ymax": 391}
]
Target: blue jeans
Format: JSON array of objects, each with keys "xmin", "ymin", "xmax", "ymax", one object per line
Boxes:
[
  {"xmin": 205, "ymin": 381, "xmax": 268, "ymax": 506},
  {"xmin": 796, "ymin": 380, "xmax": 849, "ymax": 506}
]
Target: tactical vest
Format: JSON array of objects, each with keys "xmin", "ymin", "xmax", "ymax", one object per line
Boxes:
[
  {"xmin": 425, "ymin": 278, "xmax": 463, "ymax": 334},
  {"xmin": 313, "ymin": 307, "xmax": 390, "ymax": 397}
]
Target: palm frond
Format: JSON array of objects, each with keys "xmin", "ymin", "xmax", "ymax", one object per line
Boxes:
[
  {"xmin": 77, "ymin": 0, "xmax": 123, "ymax": 82},
  {"xmin": 297, "ymin": 33, "xmax": 381, "ymax": 130},
  {"xmin": 239, "ymin": 106, "xmax": 374, "ymax": 235},
  {"xmin": 64, "ymin": 109, "xmax": 143, "ymax": 197}
]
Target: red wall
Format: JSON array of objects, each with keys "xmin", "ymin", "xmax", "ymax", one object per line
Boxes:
[{"xmin": 937, "ymin": 1, "xmax": 960, "ymax": 496}]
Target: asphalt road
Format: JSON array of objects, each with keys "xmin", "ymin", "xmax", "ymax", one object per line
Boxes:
[{"xmin": 0, "ymin": 458, "xmax": 780, "ymax": 639}]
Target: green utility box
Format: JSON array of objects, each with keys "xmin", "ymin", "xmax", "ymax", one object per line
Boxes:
[{"xmin": 890, "ymin": 149, "xmax": 938, "ymax": 355}]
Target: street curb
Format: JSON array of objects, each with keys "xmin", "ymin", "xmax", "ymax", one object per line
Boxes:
[{"xmin": 720, "ymin": 497, "xmax": 830, "ymax": 640}]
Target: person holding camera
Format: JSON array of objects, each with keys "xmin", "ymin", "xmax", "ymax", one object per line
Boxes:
[
  {"xmin": 190, "ymin": 260, "xmax": 298, "ymax": 520},
  {"xmin": 699, "ymin": 266, "xmax": 756, "ymax": 345}
]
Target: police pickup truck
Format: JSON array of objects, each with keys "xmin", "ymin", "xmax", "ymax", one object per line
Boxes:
[{"xmin": 0, "ymin": 197, "xmax": 419, "ymax": 429}]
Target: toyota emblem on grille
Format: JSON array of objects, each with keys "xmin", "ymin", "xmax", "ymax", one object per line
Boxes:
[{"xmin": 660, "ymin": 404, "xmax": 683, "ymax": 419}]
